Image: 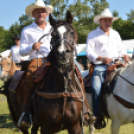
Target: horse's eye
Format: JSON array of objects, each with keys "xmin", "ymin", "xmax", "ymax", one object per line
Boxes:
[{"xmin": 70, "ymin": 32, "xmax": 74, "ymax": 34}]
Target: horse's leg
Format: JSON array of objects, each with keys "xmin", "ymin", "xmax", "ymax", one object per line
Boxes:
[
  {"xmin": 19, "ymin": 128, "xmax": 29, "ymax": 134},
  {"xmin": 68, "ymin": 123, "xmax": 81, "ymax": 134},
  {"xmin": 111, "ymin": 119, "xmax": 120, "ymax": 134},
  {"xmin": 31, "ymin": 124, "xmax": 39, "ymax": 134},
  {"xmin": 89, "ymin": 121, "xmax": 95, "ymax": 134},
  {"xmin": 40, "ymin": 128, "xmax": 54, "ymax": 134}
]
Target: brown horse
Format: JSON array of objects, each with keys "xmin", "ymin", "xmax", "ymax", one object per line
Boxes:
[
  {"xmin": 29, "ymin": 11, "xmax": 86, "ymax": 134},
  {"xmin": 0, "ymin": 57, "xmax": 29, "ymax": 134}
]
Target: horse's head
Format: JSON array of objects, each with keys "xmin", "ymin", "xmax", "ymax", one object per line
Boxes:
[
  {"xmin": 48, "ymin": 11, "xmax": 77, "ymax": 65},
  {"xmin": 0, "ymin": 56, "xmax": 20, "ymax": 82}
]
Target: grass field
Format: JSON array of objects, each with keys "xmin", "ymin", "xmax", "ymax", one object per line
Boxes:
[{"xmin": 0, "ymin": 93, "xmax": 134, "ymax": 134}]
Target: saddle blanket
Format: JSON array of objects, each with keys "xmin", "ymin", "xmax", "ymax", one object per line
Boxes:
[{"xmin": 8, "ymin": 70, "xmax": 25, "ymax": 92}]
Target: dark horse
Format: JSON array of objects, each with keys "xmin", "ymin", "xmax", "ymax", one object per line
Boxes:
[
  {"xmin": 0, "ymin": 11, "xmax": 87, "ymax": 134},
  {"xmin": 31, "ymin": 11, "xmax": 85, "ymax": 134}
]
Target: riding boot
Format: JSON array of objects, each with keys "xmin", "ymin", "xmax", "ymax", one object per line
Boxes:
[
  {"xmin": 94, "ymin": 115, "xmax": 106, "ymax": 129},
  {"xmin": 18, "ymin": 96, "xmax": 33, "ymax": 129},
  {"xmin": 83, "ymin": 101, "xmax": 96, "ymax": 126}
]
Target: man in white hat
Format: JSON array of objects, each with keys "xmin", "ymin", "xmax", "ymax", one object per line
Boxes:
[
  {"xmin": 18, "ymin": 0, "xmax": 53, "ymax": 128},
  {"xmin": 86, "ymin": 8, "xmax": 128, "ymax": 129}
]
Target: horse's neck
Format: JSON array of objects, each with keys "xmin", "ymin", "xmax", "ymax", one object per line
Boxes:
[
  {"xmin": 12, "ymin": 62, "xmax": 20, "ymax": 71},
  {"xmin": 120, "ymin": 61, "xmax": 134, "ymax": 78}
]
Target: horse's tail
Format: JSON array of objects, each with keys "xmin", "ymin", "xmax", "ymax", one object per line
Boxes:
[{"xmin": 4, "ymin": 77, "xmax": 18, "ymax": 125}]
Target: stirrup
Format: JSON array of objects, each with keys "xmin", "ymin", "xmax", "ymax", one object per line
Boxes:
[{"xmin": 18, "ymin": 112, "xmax": 32, "ymax": 129}]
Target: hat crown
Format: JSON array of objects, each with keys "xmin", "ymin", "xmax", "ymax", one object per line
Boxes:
[
  {"xmin": 101, "ymin": 8, "xmax": 113, "ymax": 17},
  {"xmin": 34, "ymin": 0, "xmax": 45, "ymax": 7},
  {"xmin": 12, "ymin": 34, "xmax": 20, "ymax": 40}
]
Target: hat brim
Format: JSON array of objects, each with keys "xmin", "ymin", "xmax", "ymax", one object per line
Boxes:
[
  {"xmin": 12, "ymin": 38, "xmax": 20, "ymax": 41},
  {"xmin": 94, "ymin": 15, "xmax": 119, "ymax": 24},
  {"xmin": 25, "ymin": 5, "xmax": 53, "ymax": 18}
]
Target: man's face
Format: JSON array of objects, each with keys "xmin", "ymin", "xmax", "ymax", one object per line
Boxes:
[
  {"xmin": 99, "ymin": 18, "xmax": 113, "ymax": 32},
  {"xmin": 14, "ymin": 39, "xmax": 20, "ymax": 45},
  {"xmin": 32, "ymin": 8, "xmax": 47, "ymax": 23}
]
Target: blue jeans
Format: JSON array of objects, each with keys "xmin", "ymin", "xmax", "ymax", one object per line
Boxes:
[{"xmin": 91, "ymin": 64, "xmax": 108, "ymax": 116}]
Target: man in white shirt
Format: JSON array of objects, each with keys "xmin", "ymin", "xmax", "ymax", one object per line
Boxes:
[
  {"xmin": 18, "ymin": 0, "xmax": 53, "ymax": 128},
  {"xmin": 9, "ymin": 34, "xmax": 29, "ymax": 66},
  {"xmin": 86, "ymin": 8, "xmax": 128, "ymax": 129}
]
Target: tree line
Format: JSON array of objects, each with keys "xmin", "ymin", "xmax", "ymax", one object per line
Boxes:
[{"xmin": 0, "ymin": 0, "xmax": 134, "ymax": 52}]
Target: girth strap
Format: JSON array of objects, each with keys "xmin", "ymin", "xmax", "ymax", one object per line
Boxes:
[
  {"xmin": 113, "ymin": 94, "xmax": 134, "ymax": 109},
  {"xmin": 36, "ymin": 91, "xmax": 83, "ymax": 99}
]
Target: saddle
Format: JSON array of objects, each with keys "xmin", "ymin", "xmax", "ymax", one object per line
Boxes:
[
  {"xmin": 34, "ymin": 62, "xmax": 50, "ymax": 83},
  {"xmin": 84, "ymin": 63, "xmax": 126, "ymax": 93},
  {"xmin": 8, "ymin": 70, "xmax": 25, "ymax": 92}
]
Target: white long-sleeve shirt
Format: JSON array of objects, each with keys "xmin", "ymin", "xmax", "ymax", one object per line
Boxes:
[
  {"xmin": 20, "ymin": 21, "xmax": 52, "ymax": 59},
  {"xmin": 10, "ymin": 45, "xmax": 29, "ymax": 63},
  {"xmin": 86, "ymin": 27, "xmax": 127, "ymax": 64}
]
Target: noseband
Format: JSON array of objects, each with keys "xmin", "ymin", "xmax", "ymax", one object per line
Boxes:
[{"xmin": 51, "ymin": 38, "xmax": 74, "ymax": 50}]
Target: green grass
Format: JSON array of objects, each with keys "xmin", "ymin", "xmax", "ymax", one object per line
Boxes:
[{"xmin": 0, "ymin": 92, "xmax": 134, "ymax": 134}]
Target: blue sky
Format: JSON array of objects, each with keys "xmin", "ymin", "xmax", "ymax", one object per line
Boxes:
[{"xmin": 0, "ymin": 0, "xmax": 134, "ymax": 30}]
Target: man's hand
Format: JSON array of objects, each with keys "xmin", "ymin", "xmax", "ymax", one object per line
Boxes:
[
  {"xmin": 96, "ymin": 56, "xmax": 113, "ymax": 65},
  {"xmin": 32, "ymin": 42, "xmax": 43, "ymax": 50},
  {"xmin": 101, "ymin": 57, "xmax": 113, "ymax": 65},
  {"xmin": 122, "ymin": 54, "xmax": 129, "ymax": 64}
]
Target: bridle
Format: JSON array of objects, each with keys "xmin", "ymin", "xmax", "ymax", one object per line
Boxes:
[
  {"xmin": 0, "ymin": 59, "xmax": 14, "ymax": 78},
  {"xmin": 50, "ymin": 24, "xmax": 76, "ymax": 50}
]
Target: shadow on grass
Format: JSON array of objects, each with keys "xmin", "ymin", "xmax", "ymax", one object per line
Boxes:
[
  {"xmin": 0, "ymin": 114, "xmax": 29, "ymax": 133},
  {"xmin": 0, "ymin": 114, "xmax": 16, "ymax": 128}
]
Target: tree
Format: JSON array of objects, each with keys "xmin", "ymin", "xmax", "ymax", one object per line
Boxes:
[
  {"xmin": 126, "ymin": 9, "xmax": 134, "ymax": 23},
  {"xmin": 89, "ymin": 0, "xmax": 109, "ymax": 15},
  {"xmin": 44, "ymin": 0, "xmax": 69, "ymax": 19},
  {"xmin": 0, "ymin": 27, "xmax": 9, "ymax": 52},
  {"xmin": 19, "ymin": 14, "xmax": 33, "ymax": 26},
  {"xmin": 113, "ymin": 10, "xmax": 119, "ymax": 17}
]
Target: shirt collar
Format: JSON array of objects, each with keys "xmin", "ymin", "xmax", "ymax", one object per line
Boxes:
[
  {"xmin": 97, "ymin": 26, "xmax": 113, "ymax": 35},
  {"xmin": 32, "ymin": 21, "xmax": 49, "ymax": 28}
]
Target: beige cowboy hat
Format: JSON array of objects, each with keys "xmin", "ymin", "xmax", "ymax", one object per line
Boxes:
[
  {"xmin": 94, "ymin": 8, "xmax": 119, "ymax": 24},
  {"xmin": 25, "ymin": 0, "xmax": 53, "ymax": 18}
]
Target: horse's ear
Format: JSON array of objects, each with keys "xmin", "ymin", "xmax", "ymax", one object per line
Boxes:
[
  {"xmin": 49, "ymin": 13, "xmax": 56, "ymax": 27},
  {"xmin": 66, "ymin": 10, "xmax": 73, "ymax": 24}
]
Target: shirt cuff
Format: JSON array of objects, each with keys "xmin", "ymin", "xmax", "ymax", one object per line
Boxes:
[{"xmin": 20, "ymin": 45, "xmax": 33, "ymax": 56}]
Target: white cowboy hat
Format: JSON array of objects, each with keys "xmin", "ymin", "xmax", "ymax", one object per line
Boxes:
[
  {"xmin": 94, "ymin": 8, "xmax": 119, "ymax": 24},
  {"xmin": 25, "ymin": 0, "xmax": 53, "ymax": 18}
]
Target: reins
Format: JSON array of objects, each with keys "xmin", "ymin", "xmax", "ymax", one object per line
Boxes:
[{"xmin": 35, "ymin": 23, "xmax": 84, "ymax": 132}]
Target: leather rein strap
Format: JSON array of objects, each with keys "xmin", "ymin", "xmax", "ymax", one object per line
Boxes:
[
  {"xmin": 36, "ymin": 91, "xmax": 83, "ymax": 100},
  {"xmin": 113, "ymin": 70, "xmax": 134, "ymax": 109},
  {"xmin": 113, "ymin": 94, "xmax": 134, "ymax": 109}
]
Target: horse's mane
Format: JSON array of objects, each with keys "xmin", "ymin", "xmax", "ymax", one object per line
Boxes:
[{"xmin": 120, "ymin": 60, "xmax": 134, "ymax": 77}]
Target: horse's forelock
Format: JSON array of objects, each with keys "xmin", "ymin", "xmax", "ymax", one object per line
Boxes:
[{"xmin": 55, "ymin": 20, "xmax": 78, "ymax": 44}]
